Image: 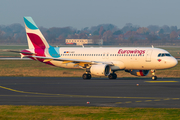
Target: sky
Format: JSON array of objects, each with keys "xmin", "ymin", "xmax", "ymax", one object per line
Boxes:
[{"xmin": 1, "ymin": 0, "xmax": 180, "ymax": 30}]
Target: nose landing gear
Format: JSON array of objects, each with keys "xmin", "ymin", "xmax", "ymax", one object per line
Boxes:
[{"xmin": 151, "ymin": 70, "xmax": 157, "ymax": 80}]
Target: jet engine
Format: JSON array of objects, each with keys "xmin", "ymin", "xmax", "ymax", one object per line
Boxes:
[
  {"xmin": 90, "ymin": 64, "xmax": 111, "ymax": 76},
  {"xmin": 126, "ymin": 70, "xmax": 149, "ymax": 76}
]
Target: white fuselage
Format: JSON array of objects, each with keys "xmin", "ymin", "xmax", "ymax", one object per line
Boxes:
[{"xmin": 42, "ymin": 47, "xmax": 177, "ymax": 71}]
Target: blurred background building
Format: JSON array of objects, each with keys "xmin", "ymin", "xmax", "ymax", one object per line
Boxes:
[{"xmin": 65, "ymin": 39, "xmax": 103, "ymax": 45}]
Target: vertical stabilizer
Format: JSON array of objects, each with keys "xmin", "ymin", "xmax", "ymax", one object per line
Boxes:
[{"xmin": 24, "ymin": 17, "xmax": 50, "ymax": 49}]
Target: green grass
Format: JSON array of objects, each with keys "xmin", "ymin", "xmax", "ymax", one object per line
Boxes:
[
  {"xmin": 0, "ymin": 45, "xmax": 28, "ymax": 50},
  {"xmin": 0, "ymin": 46, "xmax": 28, "ymax": 57},
  {"xmin": 0, "ymin": 106, "xmax": 179, "ymax": 120},
  {"xmin": 0, "ymin": 60, "xmax": 84, "ymax": 77}
]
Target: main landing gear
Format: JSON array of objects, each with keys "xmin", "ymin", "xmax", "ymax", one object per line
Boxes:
[
  {"xmin": 108, "ymin": 72, "xmax": 117, "ymax": 79},
  {"xmin": 151, "ymin": 70, "xmax": 157, "ymax": 80},
  {"xmin": 82, "ymin": 73, "xmax": 91, "ymax": 79}
]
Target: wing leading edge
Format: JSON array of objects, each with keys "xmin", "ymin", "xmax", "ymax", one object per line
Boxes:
[{"xmin": 28, "ymin": 55, "xmax": 114, "ymax": 67}]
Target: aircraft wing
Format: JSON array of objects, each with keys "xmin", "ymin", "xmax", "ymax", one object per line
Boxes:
[{"xmin": 28, "ymin": 56, "xmax": 114, "ymax": 66}]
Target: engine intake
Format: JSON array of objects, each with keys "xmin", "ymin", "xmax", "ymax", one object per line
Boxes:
[{"xmin": 90, "ymin": 64, "xmax": 111, "ymax": 76}]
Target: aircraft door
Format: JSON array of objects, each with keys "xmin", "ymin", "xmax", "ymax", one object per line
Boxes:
[{"xmin": 146, "ymin": 50, "xmax": 153, "ymax": 62}]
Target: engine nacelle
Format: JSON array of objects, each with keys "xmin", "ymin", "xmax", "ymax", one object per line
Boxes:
[
  {"xmin": 126, "ymin": 70, "xmax": 149, "ymax": 76},
  {"xmin": 90, "ymin": 64, "xmax": 111, "ymax": 76}
]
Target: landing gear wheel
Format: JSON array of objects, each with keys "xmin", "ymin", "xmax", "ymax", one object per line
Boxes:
[
  {"xmin": 108, "ymin": 74, "xmax": 113, "ymax": 79},
  {"xmin": 82, "ymin": 73, "xmax": 91, "ymax": 80},
  {"xmin": 108, "ymin": 73, "xmax": 117, "ymax": 79},
  {"xmin": 113, "ymin": 73, "xmax": 117, "ymax": 79},
  {"xmin": 152, "ymin": 76, "xmax": 157, "ymax": 80},
  {"xmin": 87, "ymin": 74, "xmax": 91, "ymax": 79},
  {"xmin": 151, "ymin": 70, "xmax": 157, "ymax": 80}
]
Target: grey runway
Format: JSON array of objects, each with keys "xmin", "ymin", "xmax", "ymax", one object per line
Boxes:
[{"xmin": 0, "ymin": 77, "xmax": 180, "ymax": 108}]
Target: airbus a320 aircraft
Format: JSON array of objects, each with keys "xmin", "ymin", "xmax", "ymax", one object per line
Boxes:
[{"xmin": 18, "ymin": 17, "xmax": 177, "ymax": 80}]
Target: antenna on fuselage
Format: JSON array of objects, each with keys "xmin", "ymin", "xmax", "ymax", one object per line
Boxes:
[
  {"xmin": 82, "ymin": 45, "xmax": 84, "ymax": 48},
  {"xmin": 152, "ymin": 45, "xmax": 154, "ymax": 48}
]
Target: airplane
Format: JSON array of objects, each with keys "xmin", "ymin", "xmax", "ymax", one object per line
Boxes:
[{"xmin": 16, "ymin": 16, "xmax": 178, "ymax": 80}]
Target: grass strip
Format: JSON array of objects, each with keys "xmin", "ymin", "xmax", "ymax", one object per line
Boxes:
[
  {"xmin": 0, "ymin": 60, "xmax": 180, "ymax": 78},
  {"xmin": 0, "ymin": 105, "xmax": 180, "ymax": 120}
]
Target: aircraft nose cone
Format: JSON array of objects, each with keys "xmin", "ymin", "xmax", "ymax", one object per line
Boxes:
[{"xmin": 171, "ymin": 58, "xmax": 178, "ymax": 67}]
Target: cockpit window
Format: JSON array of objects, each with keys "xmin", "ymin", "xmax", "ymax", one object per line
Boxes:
[
  {"xmin": 158, "ymin": 53, "xmax": 171, "ymax": 57},
  {"xmin": 158, "ymin": 53, "xmax": 161, "ymax": 57},
  {"xmin": 165, "ymin": 53, "xmax": 171, "ymax": 56}
]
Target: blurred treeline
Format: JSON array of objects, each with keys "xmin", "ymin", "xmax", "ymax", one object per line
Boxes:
[{"xmin": 1, "ymin": 23, "xmax": 180, "ymax": 46}]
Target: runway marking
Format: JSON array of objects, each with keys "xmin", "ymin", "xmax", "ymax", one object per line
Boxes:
[
  {"xmin": 172, "ymin": 98, "xmax": 180, "ymax": 100},
  {"xmin": 116, "ymin": 98, "xmax": 180, "ymax": 105},
  {"xmin": 116, "ymin": 102, "xmax": 122, "ymax": 104},
  {"xmin": 145, "ymin": 81, "xmax": 179, "ymax": 83},
  {"xmin": 0, "ymin": 85, "xmax": 167, "ymax": 100},
  {"xmin": 0, "ymin": 85, "xmax": 180, "ymax": 106},
  {"xmin": 125, "ymin": 101, "xmax": 132, "ymax": 103},
  {"xmin": 164, "ymin": 98, "xmax": 170, "ymax": 100}
]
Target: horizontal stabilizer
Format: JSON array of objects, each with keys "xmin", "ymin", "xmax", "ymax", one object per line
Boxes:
[{"xmin": 4, "ymin": 50, "xmax": 36, "ymax": 55}]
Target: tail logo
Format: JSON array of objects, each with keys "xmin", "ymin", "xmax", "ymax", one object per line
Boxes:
[{"xmin": 24, "ymin": 17, "xmax": 38, "ymax": 30}]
